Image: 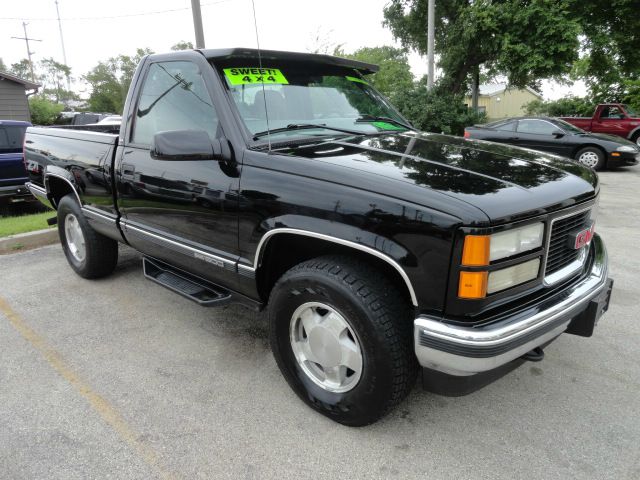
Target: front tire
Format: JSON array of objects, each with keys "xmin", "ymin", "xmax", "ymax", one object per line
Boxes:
[
  {"xmin": 268, "ymin": 255, "xmax": 417, "ymax": 426},
  {"xmin": 57, "ymin": 194, "xmax": 118, "ymax": 279},
  {"xmin": 575, "ymin": 147, "xmax": 606, "ymax": 170}
]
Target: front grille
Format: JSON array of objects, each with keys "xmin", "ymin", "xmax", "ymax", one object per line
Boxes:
[{"xmin": 545, "ymin": 210, "xmax": 591, "ymax": 276}]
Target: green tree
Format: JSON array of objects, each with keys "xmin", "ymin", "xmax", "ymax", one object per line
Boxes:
[
  {"xmin": 171, "ymin": 41, "xmax": 194, "ymax": 51},
  {"xmin": 29, "ymin": 96, "xmax": 64, "ymax": 125},
  {"xmin": 524, "ymin": 97, "xmax": 594, "ymax": 117},
  {"xmin": 38, "ymin": 57, "xmax": 77, "ymax": 105},
  {"xmin": 569, "ymin": 1, "xmax": 640, "ymax": 100},
  {"xmin": 10, "ymin": 59, "xmax": 33, "ymax": 81},
  {"xmin": 394, "ymin": 79, "xmax": 485, "ymax": 135},
  {"xmin": 384, "ymin": 0, "xmax": 580, "ymax": 95},
  {"xmin": 84, "ymin": 48, "xmax": 153, "ymax": 113},
  {"xmin": 335, "ymin": 46, "xmax": 414, "ymax": 104}
]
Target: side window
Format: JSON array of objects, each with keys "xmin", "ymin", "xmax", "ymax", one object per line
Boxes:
[
  {"xmin": 517, "ymin": 120, "xmax": 556, "ymax": 135},
  {"xmin": 495, "ymin": 121, "xmax": 516, "ymax": 131},
  {"xmin": 132, "ymin": 61, "xmax": 219, "ymax": 145},
  {"xmin": 601, "ymin": 106, "xmax": 622, "ymax": 119}
]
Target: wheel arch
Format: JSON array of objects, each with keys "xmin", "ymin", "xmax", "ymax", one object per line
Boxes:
[
  {"xmin": 252, "ymin": 228, "xmax": 418, "ymax": 307},
  {"xmin": 626, "ymin": 126, "xmax": 640, "ymax": 140},
  {"xmin": 573, "ymin": 143, "xmax": 607, "ymax": 161},
  {"xmin": 44, "ymin": 167, "xmax": 82, "ymax": 208}
]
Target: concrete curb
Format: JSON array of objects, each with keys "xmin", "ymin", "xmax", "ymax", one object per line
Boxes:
[{"xmin": 0, "ymin": 228, "xmax": 59, "ymax": 255}]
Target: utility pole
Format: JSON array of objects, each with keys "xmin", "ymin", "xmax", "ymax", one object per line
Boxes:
[
  {"xmin": 54, "ymin": 0, "xmax": 71, "ymax": 91},
  {"xmin": 426, "ymin": 0, "xmax": 435, "ymax": 89},
  {"xmin": 191, "ymin": 0, "xmax": 205, "ymax": 49},
  {"xmin": 11, "ymin": 22, "xmax": 41, "ymax": 83}
]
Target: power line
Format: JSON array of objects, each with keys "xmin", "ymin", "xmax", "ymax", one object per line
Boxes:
[{"xmin": 0, "ymin": 0, "xmax": 230, "ymax": 22}]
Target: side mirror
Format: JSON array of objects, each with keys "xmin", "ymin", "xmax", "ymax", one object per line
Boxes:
[
  {"xmin": 151, "ymin": 130, "xmax": 229, "ymax": 161},
  {"xmin": 552, "ymin": 130, "xmax": 565, "ymax": 138}
]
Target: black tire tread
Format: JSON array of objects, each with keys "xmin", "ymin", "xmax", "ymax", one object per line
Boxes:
[
  {"xmin": 269, "ymin": 254, "xmax": 418, "ymax": 420},
  {"xmin": 57, "ymin": 195, "xmax": 118, "ymax": 279}
]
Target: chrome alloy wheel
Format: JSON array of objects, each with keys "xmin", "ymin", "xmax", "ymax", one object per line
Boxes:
[
  {"xmin": 578, "ymin": 151, "xmax": 600, "ymax": 168},
  {"xmin": 289, "ymin": 302, "xmax": 363, "ymax": 393},
  {"xmin": 64, "ymin": 213, "xmax": 86, "ymax": 262}
]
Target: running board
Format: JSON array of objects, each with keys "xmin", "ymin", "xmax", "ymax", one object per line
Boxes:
[{"xmin": 143, "ymin": 257, "xmax": 232, "ymax": 307}]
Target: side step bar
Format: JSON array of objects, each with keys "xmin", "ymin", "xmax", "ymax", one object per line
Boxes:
[{"xmin": 143, "ymin": 257, "xmax": 232, "ymax": 307}]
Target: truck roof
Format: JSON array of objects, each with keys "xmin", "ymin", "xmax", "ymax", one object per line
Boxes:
[{"xmin": 199, "ymin": 47, "xmax": 379, "ymax": 74}]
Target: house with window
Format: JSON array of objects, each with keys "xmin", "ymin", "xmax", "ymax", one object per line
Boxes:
[
  {"xmin": 465, "ymin": 83, "xmax": 543, "ymax": 120},
  {"xmin": 0, "ymin": 71, "xmax": 39, "ymax": 122}
]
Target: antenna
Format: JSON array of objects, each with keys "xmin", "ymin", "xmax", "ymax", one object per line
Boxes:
[
  {"xmin": 11, "ymin": 22, "xmax": 42, "ymax": 83},
  {"xmin": 251, "ymin": 0, "xmax": 271, "ymax": 151}
]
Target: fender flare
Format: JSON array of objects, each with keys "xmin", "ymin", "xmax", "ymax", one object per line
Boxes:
[
  {"xmin": 626, "ymin": 126, "xmax": 640, "ymax": 141},
  {"xmin": 44, "ymin": 165, "xmax": 83, "ymax": 207},
  {"xmin": 247, "ymin": 225, "xmax": 419, "ymax": 307}
]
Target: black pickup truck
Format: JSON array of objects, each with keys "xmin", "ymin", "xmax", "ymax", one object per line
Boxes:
[{"xmin": 24, "ymin": 49, "xmax": 613, "ymax": 426}]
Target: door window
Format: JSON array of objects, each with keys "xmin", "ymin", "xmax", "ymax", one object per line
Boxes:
[
  {"xmin": 132, "ymin": 61, "xmax": 219, "ymax": 145},
  {"xmin": 600, "ymin": 106, "xmax": 624, "ymax": 119},
  {"xmin": 494, "ymin": 120, "xmax": 517, "ymax": 131},
  {"xmin": 516, "ymin": 120, "xmax": 557, "ymax": 135}
]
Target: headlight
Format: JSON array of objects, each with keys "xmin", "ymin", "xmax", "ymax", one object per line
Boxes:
[
  {"xmin": 487, "ymin": 258, "xmax": 540, "ymax": 294},
  {"xmin": 616, "ymin": 145, "xmax": 637, "ymax": 152},
  {"xmin": 459, "ymin": 223, "xmax": 545, "ymax": 299},
  {"xmin": 489, "ymin": 223, "xmax": 544, "ymax": 261}
]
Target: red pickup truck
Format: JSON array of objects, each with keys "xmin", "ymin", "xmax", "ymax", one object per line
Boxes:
[{"xmin": 561, "ymin": 103, "xmax": 640, "ymax": 146}]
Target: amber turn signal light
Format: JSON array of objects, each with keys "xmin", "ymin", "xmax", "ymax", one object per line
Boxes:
[
  {"xmin": 461, "ymin": 235, "xmax": 490, "ymax": 266},
  {"xmin": 458, "ymin": 271, "xmax": 488, "ymax": 299}
]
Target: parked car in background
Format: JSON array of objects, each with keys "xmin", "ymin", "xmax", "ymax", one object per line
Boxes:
[
  {"xmin": 464, "ymin": 117, "xmax": 639, "ymax": 170},
  {"xmin": 55, "ymin": 112, "xmax": 119, "ymax": 127},
  {"xmin": 0, "ymin": 120, "xmax": 34, "ymax": 204},
  {"xmin": 560, "ymin": 103, "xmax": 640, "ymax": 146}
]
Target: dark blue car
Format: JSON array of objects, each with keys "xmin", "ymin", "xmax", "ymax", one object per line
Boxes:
[{"xmin": 0, "ymin": 120, "xmax": 32, "ymax": 204}]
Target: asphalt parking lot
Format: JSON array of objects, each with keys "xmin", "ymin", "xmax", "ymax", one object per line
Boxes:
[{"xmin": 1, "ymin": 169, "xmax": 639, "ymax": 480}]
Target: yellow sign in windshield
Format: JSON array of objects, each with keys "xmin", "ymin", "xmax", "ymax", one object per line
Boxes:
[{"xmin": 223, "ymin": 68, "xmax": 289, "ymax": 85}]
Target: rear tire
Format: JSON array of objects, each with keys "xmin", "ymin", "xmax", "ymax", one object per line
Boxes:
[
  {"xmin": 57, "ymin": 194, "xmax": 118, "ymax": 279},
  {"xmin": 575, "ymin": 147, "xmax": 605, "ymax": 170},
  {"xmin": 268, "ymin": 255, "xmax": 417, "ymax": 426}
]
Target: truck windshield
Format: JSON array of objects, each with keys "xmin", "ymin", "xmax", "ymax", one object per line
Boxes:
[
  {"xmin": 622, "ymin": 104, "xmax": 637, "ymax": 117},
  {"xmin": 215, "ymin": 62, "xmax": 411, "ymax": 142}
]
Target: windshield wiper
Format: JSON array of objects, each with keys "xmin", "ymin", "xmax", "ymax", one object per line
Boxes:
[
  {"xmin": 253, "ymin": 123, "xmax": 363, "ymax": 140},
  {"xmin": 355, "ymin": 115, "xmax": 414, "ymax": 130}
]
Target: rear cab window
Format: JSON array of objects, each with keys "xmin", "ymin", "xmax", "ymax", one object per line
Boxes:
[{"xmin": 0, "ymin": 125, "xmax": 27, "ymax": 155}]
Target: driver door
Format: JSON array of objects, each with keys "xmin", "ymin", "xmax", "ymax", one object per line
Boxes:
[{"xmin": 116, "ymin": 58, "xmax": 240, "ymax": 285}]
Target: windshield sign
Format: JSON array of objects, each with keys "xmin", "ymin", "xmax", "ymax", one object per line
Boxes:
[{"xmin": 217, "ymin": 62, "xmax": 410, "ymax": 141}]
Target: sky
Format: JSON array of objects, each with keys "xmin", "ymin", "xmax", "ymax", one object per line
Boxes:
[{"xmin": 0, "ymin": 0, "xmax": 585, "ymax": 99}]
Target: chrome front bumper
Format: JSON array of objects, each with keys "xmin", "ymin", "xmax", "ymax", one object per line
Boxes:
[{"xmin": 414, "ymin": 234, "xmax": 610, "ymax": 376}]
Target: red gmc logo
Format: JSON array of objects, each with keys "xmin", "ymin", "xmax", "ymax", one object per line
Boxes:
[{"xmin": 569, "ymin": 222, "xmax": 595, "ymax": 250}]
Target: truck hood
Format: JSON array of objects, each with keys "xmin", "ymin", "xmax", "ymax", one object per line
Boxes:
[{"xmin": 282, "ymin": 131, "xmax": 598, "ymax": 225}]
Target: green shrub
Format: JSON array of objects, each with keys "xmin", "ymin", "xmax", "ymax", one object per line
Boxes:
[{"xmin": 29, "ymin": 96, "xmax": 64, "ymax": 125}]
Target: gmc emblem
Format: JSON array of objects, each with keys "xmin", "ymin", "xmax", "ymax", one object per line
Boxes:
[{"xmin": 568, "ymin": 222, "xmax": 595, "ymax": 250}]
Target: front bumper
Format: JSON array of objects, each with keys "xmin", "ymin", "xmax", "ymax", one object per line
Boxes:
[
  {"xmin": 608, "ymin": 152, "xmax": 639, "ymax": 166},
  {"xmin": 414, "ymin": 234, "xmax": 611, "ymax": 376}
]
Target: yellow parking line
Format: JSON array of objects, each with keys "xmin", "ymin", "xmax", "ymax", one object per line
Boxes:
[{"xmin": 0, "ymin": 295, "xmax": 177, "ymax": 480}]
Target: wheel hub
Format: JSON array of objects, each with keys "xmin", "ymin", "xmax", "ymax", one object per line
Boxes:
[
  {"xmin": 307, "ymin": 327, "xmax": 341, "ymax": 368},
  {"xmin": 64, "ymin": 213, "xmax": 86, "ymax": 262},
  {"xmin": 289, "ymin": 302, "xmax": 363, "ymax": 393},
  {"xmin": 578, "ymin": 151, "xmax": 599, "ymax": 168}
]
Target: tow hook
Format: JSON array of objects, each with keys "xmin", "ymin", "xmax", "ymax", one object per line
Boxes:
[{"xmin": 521, "ymin": 347, "xmax": 545, "ymax": 362}]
